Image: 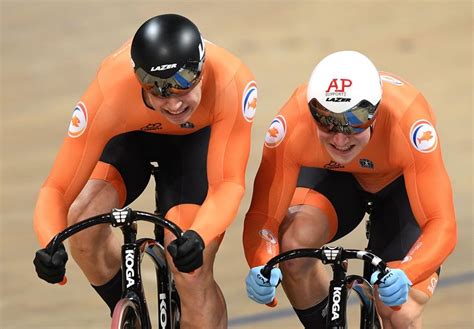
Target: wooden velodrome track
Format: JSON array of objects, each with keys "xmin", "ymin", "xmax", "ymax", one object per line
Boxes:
[{"xmin": 1, "ymin": 1, "xmax": 472, "ymax": 328}]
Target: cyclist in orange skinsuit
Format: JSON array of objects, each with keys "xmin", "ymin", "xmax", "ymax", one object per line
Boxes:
[
  {"xmin": 244, "ymin": 51, "xmax": 456, "ymax": 328},
  {"xmin": 33, "ymin": 14, "xmax": 257, "ymax": 328}
]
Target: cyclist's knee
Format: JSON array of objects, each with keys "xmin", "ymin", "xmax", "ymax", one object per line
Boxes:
[
  {"xmin": 172, "ymin": 263, "xmax": 214, "ymax": 288},
  {"xmin": 279, "ymin": 205, "xmax": 330, "ymax": 250},
  {"xmin": 68, "ymin": 180, "xmax": 119, "ymax": 259},
  {"xmin": 280, "ymin": 256, "xmax": 319, "ymax": 281},
  {"xmin": 68, "ymin": 179, "xmax": 120, "ymax": 225},
  {"xmin": 172, "ymin": 242, "xmax": 218, "ymax": 285}
]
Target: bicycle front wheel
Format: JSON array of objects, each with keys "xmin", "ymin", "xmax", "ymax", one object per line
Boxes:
[{"xmin": 111, "ymin": 298, "xmax": 142, "ymax": 329}]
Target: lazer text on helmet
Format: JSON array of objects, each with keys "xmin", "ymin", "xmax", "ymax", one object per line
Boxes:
[{"xmin": 151, "ymin": 63, "xmax": 178, "ymax": 72}]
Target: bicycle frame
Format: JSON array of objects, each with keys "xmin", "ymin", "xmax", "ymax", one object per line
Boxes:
[
  {"xmin": 119, "ymin": 225, "xmax": 178, "ymax": 328},
  {"xmin": 46, "ymin": 208, "xmax": 183, "ymax": 329},
  {"xmin": 261, "ymin": 247, "xmax": 387, "ymax": 329}
]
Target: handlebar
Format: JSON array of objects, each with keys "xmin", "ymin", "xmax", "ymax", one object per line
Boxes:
[
  {"xmin": 260, "ymin": 246, "xmax": 402, "ymax": 312},
  {"xmin": 261, "ymin": 246, "xmax": 388, "ymax": 283},
  {"xmin": 46, "ymin": 207, "xmax": 183, "ymax": 255}
]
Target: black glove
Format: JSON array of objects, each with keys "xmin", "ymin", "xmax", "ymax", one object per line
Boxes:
[
  {"xmin": 167, "ymin": 230, "xmax": 205, "ymax": 273},
  {"xmin": 33, "ymin": 243, "xmax": 68, "ymax": 284}
]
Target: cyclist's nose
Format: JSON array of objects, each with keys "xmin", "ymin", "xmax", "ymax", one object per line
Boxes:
[
  {"xmin": 162, "ymin": 98, "xmax": 183, "ymax": 113},
  {"xmin": 332, "ymin": 132, "xmax": 350, "ymax": 145}
]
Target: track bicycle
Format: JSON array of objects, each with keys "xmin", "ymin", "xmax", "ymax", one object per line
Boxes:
[
  {"xmin": 45, "ymin": 207, "xmax": 183, "ymax": 329},
  {"xmin": 261, "ymin": 245, "xmax": 389, "ymax": 329}
]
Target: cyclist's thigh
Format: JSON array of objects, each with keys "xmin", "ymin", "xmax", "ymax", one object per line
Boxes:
[
  {"xmin": 92, "ymin": 130, "xmax": 156, "ymax": 206},
  {"xmin": 288, "ymin": 167, "xmax": 368, "ymax": 243},
  {"xmin": 154, "ymin": 126, "xmax": 211, "ymax": 217}
]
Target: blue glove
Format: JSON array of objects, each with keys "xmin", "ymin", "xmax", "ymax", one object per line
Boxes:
[
  {"xmin": 245, "ymin": 265, "xmax": 282, "ymax": 304},
  {"xmin": 371, "ymin": 269, "xmax": 412, "ymax": 306}
]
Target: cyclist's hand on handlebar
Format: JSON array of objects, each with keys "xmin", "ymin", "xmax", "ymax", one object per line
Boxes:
[
  {"xmin": 33, "ymin": 243, "xmax": 68, "ymax": 284},
  {"xmin": 371, "ymin": 268, "xmax": 412, "ymax": 306},
  {"xmin": 245, "ymin": 265, "xmax": 282, "ymax": 305},
  {"xmin": 167, "ymin": 230, "xmax": 205, "ymax": 273}
]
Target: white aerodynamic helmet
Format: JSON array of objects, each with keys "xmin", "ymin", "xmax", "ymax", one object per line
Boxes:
[{"xmin": 307, "ymin": 50, "xmax": 382, "ymax": 134}]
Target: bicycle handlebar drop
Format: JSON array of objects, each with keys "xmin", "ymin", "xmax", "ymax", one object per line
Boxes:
[
  {"xmin": 261, "ymin": 246, "xmax": 388, "ymax": 281},
  {"xmin": 46, "ymin": 207, "xmax": 183, "ymax": 255}
]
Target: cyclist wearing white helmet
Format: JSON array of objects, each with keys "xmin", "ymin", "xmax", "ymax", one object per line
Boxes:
[{"xmin": 243, "ymin": 50, "xmax": 456, "ymax": 328}]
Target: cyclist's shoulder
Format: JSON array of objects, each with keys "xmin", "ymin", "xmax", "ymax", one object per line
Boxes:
[
  {"xmin": 95, "ymin": 39, "xmax": 137, "ymax": 95},
  {"xmin": 205, "ymin": 40, "xmax": 246, "ymax": 71},
  {"xmin": 377, "ymin": 72, "xmax": 435, "ymax": 135},
  {"xmin": 261, "ymin": 83, "xmax": 318, "ymax": 156},
  {"xmin": 204, "ymin": 40, "xmax": 254, "ymax": 90},
  {"xmin": 379, "ymin": 72, "xmax": 430, "ymax": 115},
  {"xmin": 276, "ymin": 83, "xmax": 314, "ymax": 129}
]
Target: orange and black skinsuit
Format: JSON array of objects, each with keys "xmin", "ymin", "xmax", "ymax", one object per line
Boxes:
[
  {"xmin": 34, "ymin": 39, "xmax": 257, "ymax": 249},
  {"xmin": 243, "ymin": 72, "xmax": 456, "ymax": 296}
]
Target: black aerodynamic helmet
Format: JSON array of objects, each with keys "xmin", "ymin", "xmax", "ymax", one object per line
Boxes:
[{"xmin": 131, "ymin": 14, "xmax": 205, "ymax": 97}]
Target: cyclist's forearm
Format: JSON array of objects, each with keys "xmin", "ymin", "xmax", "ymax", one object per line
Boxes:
[
  {"xmin": 399, "ymin": 218, "xmax": 457, "ymax": 284},
  {"xmin": 190, "ymin": 181, "xmax": 245, "ymax": 245},
  {"xmin": 34, "ymin": 186, "xmax": 69, "ymax": 247},
  {"xmin": 243, "ymin": 212, "xmax": 280, "ymax": 268}
]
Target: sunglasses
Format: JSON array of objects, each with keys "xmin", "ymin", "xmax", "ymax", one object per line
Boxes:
[
  {"xmin": 308, "ymin": 98, "xmax": 378, "ymax": 135},
  {"xmin": 135, "ymin": 60, "xmax": 204, "ymax": 98}
]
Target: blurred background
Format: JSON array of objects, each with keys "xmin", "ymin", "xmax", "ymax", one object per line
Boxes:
[{"xmin": 1, "ymin": 1, "xmax": 472, "ymax": 328}]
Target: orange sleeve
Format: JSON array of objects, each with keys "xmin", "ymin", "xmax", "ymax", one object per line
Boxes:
[
  {"xmin": 188, "ymin": 63, "xmax": 255, "ymax": 245},
  {"xmin": 394, "ymin": 93, "xmax": 457, "ymax": 284},
  {"xmin": 33, "ymin": 77, "xmax": 121, "ymax": 246},
  {"xmin": 243, "ymin": 91, "xmax": 304, "ymax": 268}
]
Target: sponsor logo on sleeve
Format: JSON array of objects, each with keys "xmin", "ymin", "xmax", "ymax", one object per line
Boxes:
[
  {"xmin": 242, "ymin": 81, "xmax": 258, "ymax": 122},
  {"xmin": 427, "ymin": 277, "xmax": 438, "ymax": 294},
  {"xmin": 68, "ymin": 102, "xmax": 88, "ymax": 138},
  {"xmin": 410, "ymin": 120, "xmax": 437, "ymax": 153},
  {"xmin": 401, "ymin": 255, "xmax": 412, "ymax": 264},
  {"xmin": 259, "ymin": 229, "xmax": 277, "ymax": 245},
  {"xmin": 259, "ymin": 229, "xmax": 278, "ymax": 256},
  {"xmin": 380, "ymin": 74, "xmax": 404, "ymax": 86},
  {"xmin": 264, "ymin": 115, "xmax": 287, "ymax": 148}
]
